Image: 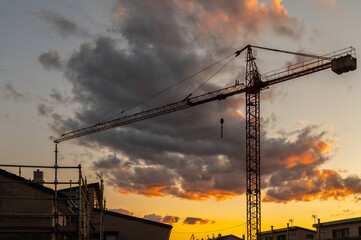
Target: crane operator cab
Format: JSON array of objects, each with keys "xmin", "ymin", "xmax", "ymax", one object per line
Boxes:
[{"xmin": 254, "ymin": 72, "xmax": 262, "ymax": 84}]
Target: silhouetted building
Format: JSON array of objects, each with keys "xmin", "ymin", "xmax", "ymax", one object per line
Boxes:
[
  {"xmin": 213, "ymin": 234, "xmax": 244, "ymax": 240},
  {"xmin": 1, "ymin": 168, "xmax": 173, "ymax": 240},
  {"xmin": 261, "ymin": 226, "xmax": 316, "ymax": 240},
  {"xmin": 313, "ymin": 217, "xmax": 361, "ymax": 240},
  {"xmin": 0, "ymin": 168, "xmax": 79, "ymax": 240}
]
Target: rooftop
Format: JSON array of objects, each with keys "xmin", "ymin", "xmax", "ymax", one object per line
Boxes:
[
  {"xmin": 312, "ymin": 217, "xmax": 361, "ymax": 228},
  {"xmin": 262, "ymin": 226, "xmax": 316, "ymax": 235}
]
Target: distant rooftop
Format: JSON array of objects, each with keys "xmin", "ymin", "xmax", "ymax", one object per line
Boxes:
[
  {"xmin": 262, "ymin": 226, "xmax": 316, "ymax": 235},
  {"xmin": 312, "ymin": 217, "xmax": 361, "ymax": 228}
]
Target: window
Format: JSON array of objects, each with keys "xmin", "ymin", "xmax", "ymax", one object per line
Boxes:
[
  {"xmin": 277, "ymin": 235, "xmax": 286, "ymax": 240},
  {"xmin": 105, "ymin": 234, "xmax": 117, "ymax": 240},
  {"xmin": 306, "ymin": 234, "xmax": 314, "ymax": 239},
  {"xmin": 343, "ymin": 228, "xmax": 349, "ymax": 237},
  {"xmin": 105, "ymin": 236, "xmax": 116, "ymax": 240},
  {"xmin": 332, "ymin": 228, "xmax": 349, "ymax": 238},
  {"xmin": 104, "ymin": 231, "xmax": 118, "ymax": 240},
  {"xmin": 359, "ymin": 226, "xmax": 361, "ymax": 236},
  {"xmin": 265, "ymin": 236, "xmax": 272, "ymax": 240}
]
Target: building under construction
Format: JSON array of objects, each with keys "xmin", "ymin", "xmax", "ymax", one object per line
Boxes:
[{"xmin": 0, "ymin": 165, "xmax": 172, "ymax": 240}]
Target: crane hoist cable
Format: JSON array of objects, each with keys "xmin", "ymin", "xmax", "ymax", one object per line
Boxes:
[
  {"xmin": 103, "ymin": 51, "xmax": 239, "ymax": 122},
  {"xmin": 185, "ymin": 55, "xmax": 237, "ymax": 100}
]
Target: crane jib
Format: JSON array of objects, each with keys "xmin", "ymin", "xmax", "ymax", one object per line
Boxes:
[{"xmin": 54, "ymin": 46, "xmax": 356, "ymax": 143}]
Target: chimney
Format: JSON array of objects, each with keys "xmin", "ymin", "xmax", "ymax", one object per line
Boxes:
[
  {"xmin": 218, "ymin": 234, "xmax": 222, "ymax": 239},
  {"xmin": 33, "ymin": 169, "xmax": 45, "ymax": 185}
]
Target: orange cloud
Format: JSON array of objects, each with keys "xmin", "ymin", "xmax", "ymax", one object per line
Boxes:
[
  {"xmin": 236, "ymin": 110, "xmax": 244, "ymax": 118},
  {"xmin": 315, "ymin": 140, "xmax": 332, "ymax": 153},
  {"xmin": 183, "ymin": 190, "xmax": 239, "ymax": 201},
  {"xmin": 283, "ymin": 152, "xmax": 316, "ymax": 168},
  {"xmin": 271, "ymin": 0, "xmax": 288, "ymax": 15},
  {"xmin": 280, "ymin": 139, "xmax": 332, "ymax": 168},
  {"xmin": 329, "ymin": 137, "xmax": 339, "ymax": 142},
  {"xmin": 118, "ymin": 187, "xmax": 238, "ymax": 201},
  {"xmin": 118, "ymin": 186, "xmax": 167, "ymax": 197},
  {"xmin": 187, "ymin": 0, "xmax": 303, "ymax": 39},
  {"xmin": 263, "ymin": 169, "xmax": 359, "ymax": 203}
]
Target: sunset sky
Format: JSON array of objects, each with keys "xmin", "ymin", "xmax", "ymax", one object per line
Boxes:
[{"xmin": 1, "ymin": 0, "xmax": 361, "ymax": 239}]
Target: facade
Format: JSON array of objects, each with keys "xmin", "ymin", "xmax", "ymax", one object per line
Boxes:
[
  {"xmin": 261, "ymin": 226, "xmax": 316, "ymax": 240},
  {"xmin": 313, "ymin": 217, "xmax": 361, "ymax": 240}
]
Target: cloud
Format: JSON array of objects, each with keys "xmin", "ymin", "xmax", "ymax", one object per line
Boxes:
[
  {"xmin": 263, "ymin": 169, "xmax": 361, "ymax": 203},
  {"xmin": 284, "ymin": 46, "xmax": 312, "ymax": 67},
  {"xmin": 143, "ymin": 214, "xmax": 180, "ymax": 224},
  {"xmin": 42, "ymin": 0, "xmax": 361, "ymax": 203},
  {"xmin": 311, "ymin": 0, "xmax": 337, "ymax": 10},
  {"xmin": 107, "ymin": 210, "xmax": 181, "ymax": 224},
  {"xmin": 109, "ymin": 208, "xmax": 134, "ymax": 216},
  {"xmin": 162, "ymin": 215, "xmax": 180, "ymax": 224},
  {"xmin": 261, "ymin": 125, "xmax": 361, "ymax": 203},
  {"xmin": 143, "ymin": 214, "xmax": 162, "ymax": 222},
  {"xmin": 0, "ymin": 83, "xmax": 23, "ymax": 102},
  {"xmin": 93, "ymin": 154, "xmax": 121, "ymax": 169},
  {"xmin": 38, "ymin": 49, "xmax": 63, "ymax": 71},
  {"xmin": 183, "ymin": 217, "xmax": 215, "ymax": 225},
  {"xmin": 37, "ymin": 103, "xmax": 54, "ymax": 116},
  {"xmin": 37, "ymin": 9, "xmax": 90, "ymax": 39},
  {"xmin": 49, "ymin": 89, "xmax": 69, "ymax": 104}
]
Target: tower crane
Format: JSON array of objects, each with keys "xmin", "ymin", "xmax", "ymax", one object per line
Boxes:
[{"xmin": 54, "ymin": 45, "xmax": 357, "ymax": 240}]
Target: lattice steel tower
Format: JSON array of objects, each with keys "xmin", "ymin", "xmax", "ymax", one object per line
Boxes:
[{"xmin": 245, "ymin": 46, "xmax": 261, "ymax": 240}]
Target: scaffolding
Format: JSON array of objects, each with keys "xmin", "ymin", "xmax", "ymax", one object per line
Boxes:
[{"xmin": 0, "ymin": 146, "xmax": 104, "ymax": 240}]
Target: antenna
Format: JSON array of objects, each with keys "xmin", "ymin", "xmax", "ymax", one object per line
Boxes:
[
  {"xmin": 289, "ymin": 219, "xmax": 294, "ymax": 227},
  {"xmin": 312, "ymin": 215, "xmax": 317, "ymax": 224}
]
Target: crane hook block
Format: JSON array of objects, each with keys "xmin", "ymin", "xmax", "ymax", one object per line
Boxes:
[{"xmin": 220, "ymin": 118, "xmax": 224, "ymax": 138}]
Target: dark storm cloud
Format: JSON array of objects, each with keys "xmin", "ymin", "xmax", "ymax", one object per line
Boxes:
[
  {"xmin": 183, "ymin": 217, "xmax": 214, "ymax": 225},
  {"xmin": 50, "ymin": 89, "xmax": 69, "ymax": 104},
  {"xmin": 37, "ymin": 103, "xmax": 54, "ymax": 116},
  {"xmin": 43, "ymin": 0, "xmax": 361, "ymax": 202},
  {"xmin": 93, "ymin": 154, "xmax": 121, "ymax": 169},
  {"xmin": 0, "ymin": 83, "xmax": 23, "ymax": 102},
  {"xmin": 38, "ymin": 9, "xmax": 90, "ymax": 39},
  {"xmin": 38, "ymin": 49, "xmax": 63, "ymax": 71}
]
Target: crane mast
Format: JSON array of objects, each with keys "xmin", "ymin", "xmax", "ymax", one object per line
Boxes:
[
  {"xmin": 246, "ymin": 47, "xmax": 261, "ymax": 240},
  {"xmin": 53, "ymin": 46, "xmax": 356, "ymax": 240}
]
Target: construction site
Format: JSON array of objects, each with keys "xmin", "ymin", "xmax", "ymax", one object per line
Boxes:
[{"xmin": 0, "ymin": 42, "xmax": 357, "ymax": 240}]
